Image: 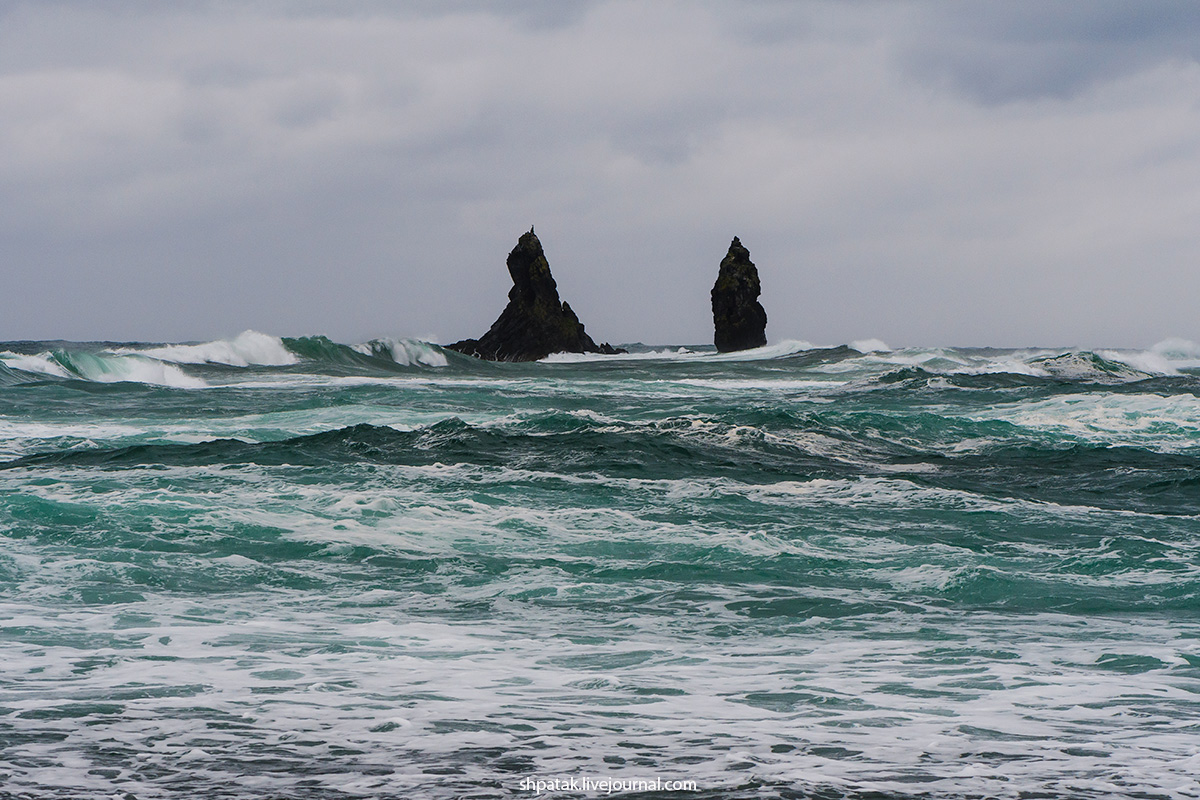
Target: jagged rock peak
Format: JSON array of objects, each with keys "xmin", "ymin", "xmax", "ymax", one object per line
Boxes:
[
  {"xmin": 711, "ymin": 236, "xmax": 768, "ymax": 353},
  {"xmin": 447, "ymin": 230, "xmax": 623, "ymax": 362},
  {"xmin": 505, "ymin": 228, "xmax": 559, "ymax": 306}
]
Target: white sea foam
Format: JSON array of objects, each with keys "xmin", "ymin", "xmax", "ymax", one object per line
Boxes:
[
  {"xmin": 807, "ymin": 346, "xmax": 977, "ymax": 377},
  {"xmin": 4, "ymin": 459, "xmax": 1198, "ymax": 798},
  {"xmin": 0, "ymin": 349, "xmax": 205, "ymax": 388},
  {"xmin": 1140, "ymin": 338, "xmax": 1200, "ymax": 372},
  {"xmin": 954, "ymin": 392, "xmax": 1200, "ymax": 452},
  {"xmin": 0, "ymin": 420, "xmax": 145, "ymax": 459},
  {"xmin": 116, "ymin": 330, "xmax": 299, "ymax": 367},
  {"xmin": 709, "ymin": 338, "xmax": 815, "ymax": 360},
  {"xmin": 73, "ymin": 352, "xmax": 207, "ymax": 388},
  {"xmin": 826, "ymin": 346, "xmax": 1179, "ymax": 383},
  {"xmin": 541, "ymin": 347, "xmax": 697, "ymax": 363},
  {"xmin": 0, "ymin": 351, "xmax": 72, "ymax": 378},
  {"xmin": 1096, "ymin": 349, "xmax": 1177, "ymax": 376},
  {"xmin": 6, "ymin": 335, "xmax": 1200, "ymax": 800},
  {"xmin": 1, "ymin": 592, "xmax": 1196, "ymax": 799}
]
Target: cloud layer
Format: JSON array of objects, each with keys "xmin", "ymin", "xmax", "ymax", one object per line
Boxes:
[{"xmin": 3, "ymin": 1, "xmax": 1199, "ymax": 346}]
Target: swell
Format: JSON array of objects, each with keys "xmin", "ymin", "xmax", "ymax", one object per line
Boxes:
[
  {"xmin": 0, "ymin": 419, "xmax": 857, "ymax": 482},
  {"xmin": 7, "ymin": 416, "xmax": 1199, "ymax": 515}
]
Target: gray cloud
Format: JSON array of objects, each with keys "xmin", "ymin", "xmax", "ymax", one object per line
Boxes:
[
  {"xmin": 2, "ymin": 1, "xmax": 1199, "ymax": 347},
  {"xmin": 898, "ymin": 1, "xmax": 1200, "ymax": 103}
]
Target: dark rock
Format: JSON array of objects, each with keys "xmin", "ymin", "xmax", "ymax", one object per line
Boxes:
[
  {"xmin": 448, "ymin": 229, "xmax": 623, "ymax": 361},
  {"xmin": 711, "ymin": 237, "xmax": 767, "ymax": 352}
]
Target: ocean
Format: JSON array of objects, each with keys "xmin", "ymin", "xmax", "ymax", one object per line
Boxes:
[{"xmin": 1, "ymin": 332, "xmax": 1198, "ymax": 799}]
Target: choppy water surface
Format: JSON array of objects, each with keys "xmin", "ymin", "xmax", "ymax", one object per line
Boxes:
[{"xmin": 2, "ymin": 333, "xmax": 1200, "ymax": 799}]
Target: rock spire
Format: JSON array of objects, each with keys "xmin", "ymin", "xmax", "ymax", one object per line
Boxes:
[
  {"xmin": 448, "ymin": 229, "xmax": 621, "ymax": 361},
  {"xmin": 711, "ymin": 237, "xmax": 767, "ymax": 352}
]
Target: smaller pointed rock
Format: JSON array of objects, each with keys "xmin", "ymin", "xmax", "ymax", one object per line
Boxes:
[{"xmin": 711, "ymin": 237, "xmax": 767, "ymax": 352}]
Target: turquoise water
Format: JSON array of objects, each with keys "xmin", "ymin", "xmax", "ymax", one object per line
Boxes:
[{"xmin": 2, "ymin": 333, "xmax": 1200, "ymax": 799}]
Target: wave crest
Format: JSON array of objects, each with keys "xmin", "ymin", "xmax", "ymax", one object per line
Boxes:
[
  {"xmin": 1028, "ymin": 351, "xmax": 1156, "ymax": 382},
  {"xmin": 117, "ymin": 330, "xmax": 298, "ymax": 367},
  {"xmin": 0, "ymin": 349, "xmax": 205, "ymax": 388},
  {"xmin": 351, "ymin": 338, "xmax": 448, "ymax": 368}
]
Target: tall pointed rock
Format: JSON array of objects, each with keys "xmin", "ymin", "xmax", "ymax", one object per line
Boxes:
[
  {"xmin": 711, "ymin": 237, "xmax": 767, "ymax": 352},
  {"xmin": 448, "ymin": 229, "xmax": 621, "ymax": 361}
]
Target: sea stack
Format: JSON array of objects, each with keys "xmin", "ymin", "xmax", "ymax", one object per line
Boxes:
[
  {"xmin": 711, "ymin": 236, "xmax": 767, "ymax": 352},
  {"xmin": 447, "ymin": 228, "xmax": 621, "ymax": 361}
]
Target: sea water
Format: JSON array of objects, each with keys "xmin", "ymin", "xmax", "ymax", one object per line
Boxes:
[{"xmin": 1, "ymin": 333, "xmax": 1198, "ymax": 799}]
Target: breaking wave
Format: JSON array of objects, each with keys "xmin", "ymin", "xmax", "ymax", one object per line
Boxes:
[
  {"xmin": 866, "ymin": 345, "xmax": 1199, "ymax": 387},
  {"xmin": 0, "ymin": 349, "xmax": 205, "ymax": 388},
  {"xmin": 0, "ymin": 333, "xmax": 455, "ymax": 388},
  {"xmin": 350, "ymin": 337, "xmax": 449, "ymax": 368},
  {"xmin": 116, "ymin": 330, "xmax": 299, "ymax": 366}
]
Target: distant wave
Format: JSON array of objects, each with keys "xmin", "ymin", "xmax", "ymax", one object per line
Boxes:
[
  {"xmin": 115, "ymin": 330, "xmax": 299, "ymax": 366},
  {"xmin": 850, "ymin": 338, "xmax": 891, "ymax": 353},
  {"xmin": 0, "ymin": 349, "xmax": 205, "ymax": 388},
  {"xmin": 1, "ymin": 334, "xmax": 1197, "ymax": 390},
  {"xmin": 1028, "ymin": 351, "xmax": 1158, "ymax": 381},
  {"xmin": 350, "ymin": 337, "xmax": 449, "ymax": 368},
  {"xmin": 1148, "ymin": 337, "xmax": 1200, "ymax": 371},
  {"xmin": 1152, "ymin": 337, "xmax": 1200, "ymax": 358},
  {"xmin": 545, "ymin": 339, "xmax": 1197, "ymax": 384},
  {"xmin": 0, "ymin": 332, "xmax": 454, "ymax": 389},
  {"xmin": 0, "ymin": 350, "xmax": 74, "ymax": 379},
  {"xmin": 860, "ymin": 345, "xmax": 1198, "ymax": 385},
  {"xmin": 116, "ymin": 330, "xmax": 450, "ymax": 370},
  {"xmin": 281, "ymin": 335, "xmax": 453, "ymax": 370}
]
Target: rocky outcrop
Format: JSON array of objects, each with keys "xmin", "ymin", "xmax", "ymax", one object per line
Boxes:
[
  {"xmin": 711, "ymin": 237, "xmax": 767, "ymax": 352},
  {"xmin": 448, "ymin": 229, "xmax": 622, "ymax": 361}
]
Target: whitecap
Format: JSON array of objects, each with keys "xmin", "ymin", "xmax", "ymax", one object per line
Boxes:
[
  {"xmin": 0, "ymin": 351, "xmax": 72, "ymax": 378},
  {"xmin": 1097, "ymin": 348, "xmax": 1178, "ymax": 376},
  {"xmin": 351, "ymin": 338, "xmax": 448, "ymax": 367},
  {"xmin": 1, "ymin": 349, "xmax": 205, "ymax": 388},
  {"xmin": 116, "ymin": 330, "xmax": 298, "ymax": 367},
  {"xmin": 850, "ymin": 338, "xmax": 891, "ymax": 353},
  {"xmin": 953, "ymin": 392, "xmax": 1200, "ymax": 452},
  {"xmin": 65, "ymin": 351, "xmax": 206, "ymax": 388},
  {"xmin": 708, "ymin": 339, "xmax": 815, "ymax": 360}
]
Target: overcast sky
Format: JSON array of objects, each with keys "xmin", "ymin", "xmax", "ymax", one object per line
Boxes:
[{"xmin": 3, "ymin": 1, "xmax": 1200, "ymax": 347}]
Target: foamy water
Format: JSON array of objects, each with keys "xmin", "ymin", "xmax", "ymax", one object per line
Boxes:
[{"xmin": 2, "ymin": 335, "xmax": 1199, "ymax": 798}]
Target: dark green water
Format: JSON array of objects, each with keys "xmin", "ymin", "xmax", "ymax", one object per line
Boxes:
[{"xmin": 2, "ymin": 334, "xmax": 1199, "ymax": 799}]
